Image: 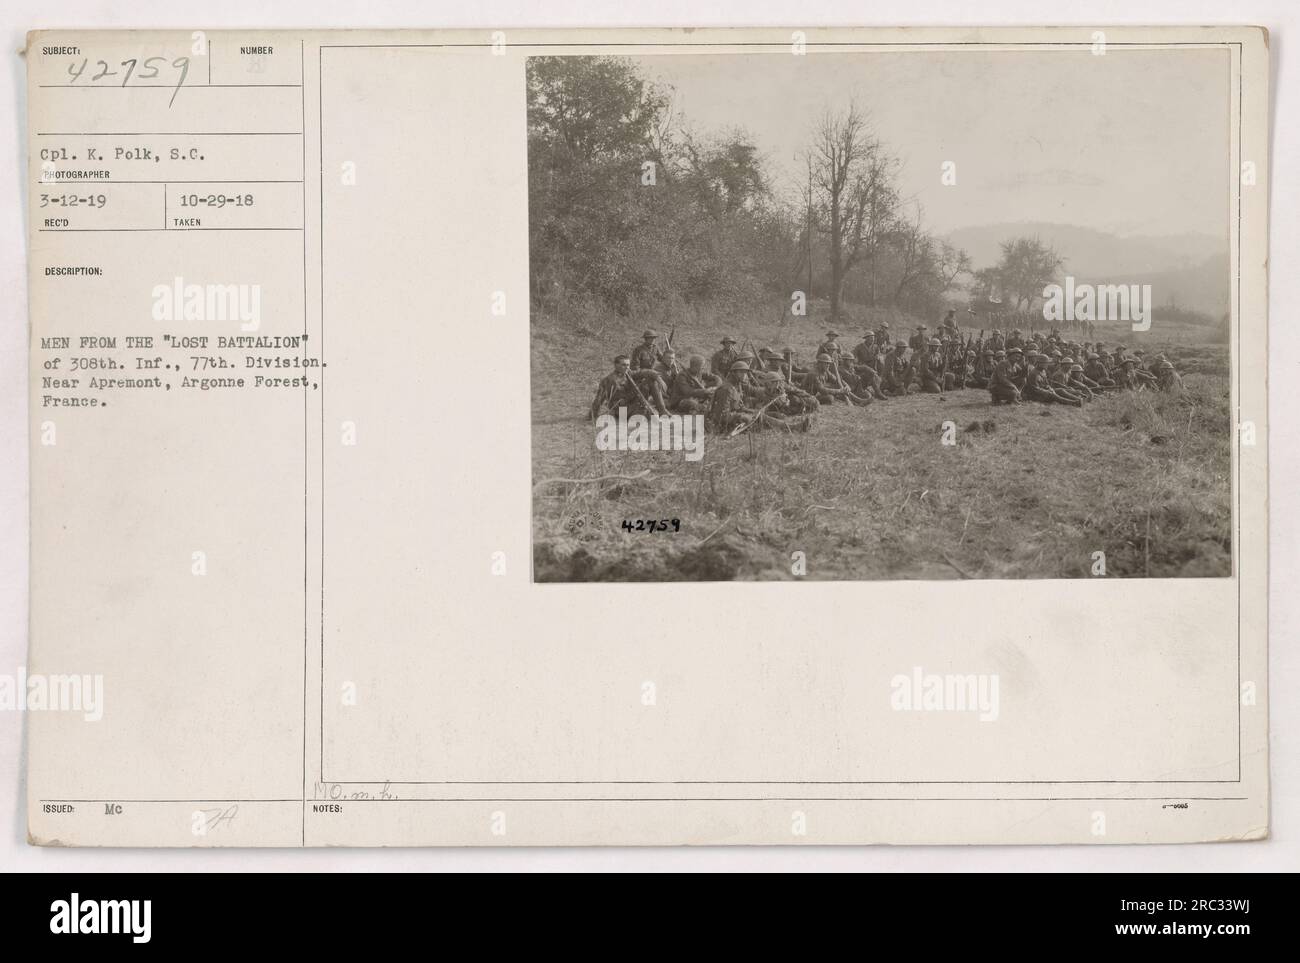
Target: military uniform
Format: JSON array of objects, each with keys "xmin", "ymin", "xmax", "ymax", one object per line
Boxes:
[
  {"xmin": 1084, "ymin": 355, "xmax": 1114, "ymax": 387},
  {"xmin": 919, "ymin": 340, "xmax": 946, "ymax": 393},
  {"xmin": 1023, "ymin": 356, "xmax": 1082, "ymax": 406},
  {"xmin": 630, "ymin": 330, "xmax": 662, "ymax": 370},
  {"xmin": 965, "ymin": 352, "xmax": 991, "ymax": 390},
  {"xmin": 988, "ymin": 349, "xmax": 1022, "ymax": 405},
  {"xmin": 780, "ymin": 378, "xmax": 820, "ymax": 415},
  {"xmin": 780, "ymin": 350, "xmax": 811, "ymax": 391},
  {"xmin": 710, "ymin": 338, "xmax": 740, "ymax": 376},
  {"xmin": 708, "ymin": 361, "xmax": 809, "ymax": 433},
  {"xmin": 1065, "ymin": 364, "xmax": 1097, "ymax": 401},
  {"xmin": 817, "ymin": 331, "xmax": 865, "ymax": 392},
  {"xmin": 654, "ymin": 356, "xmax": 683, "ymax": 383},
  {"xmin": 707, "ymin": 379, "xmax": 749, "ymax": 433},
  {"xmin": 589, "ymin": 371, "xmax": 632, "ymax": 420},
  {"xmin": 1154, "ymin": 360, "xmax": 1184, "ymax": 393},
  {"xmin": 881, "ymin": 343, "xmax": 912, "ymax": 396},
  {"xmin": 1114, "ymin": 361, "xmax": 1142, "ymax": 391},
  {"xmin": 807, "ymin": 367, "xmax": 846, "ymax": 404},
  {"xmin": 629, "ymin": 369, "xmax": 669, "ymax": 413},
  {"xmin": 808, "ymin": 356, "xmax": 870, "ymax": 406},
  {"xmin": 852, "ymin": 337, "xmax": 879, "ymax": 369},
  {"xmin": 669, "ymin": 368, "xmax": 718, "ymax": 414},
  {"xmin": 817, "ymin": 331, "xmax": 843, "ymax": 361},
  {"xmin": 940, "ymin": 310, "xmax": 959, "ymax": 341},
  {"xmin": 851, "ymin": 337, "xmax": 887, "ymax": 398}
]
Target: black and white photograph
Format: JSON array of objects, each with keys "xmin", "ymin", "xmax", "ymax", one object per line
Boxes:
[
  {"xmin": 529, "ymin": 50, "xmax": 1234, "ymax": 581},
  {"xmin": 0, "ymin": 3, "xmax": 1286, "ymax": 907}
]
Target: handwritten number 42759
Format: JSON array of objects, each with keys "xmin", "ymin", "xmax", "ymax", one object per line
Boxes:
[
  {"xmin": 66, "ymin": 56, "xmax": 190, "ymax": 108},
  {"xmin": 621, "ymin": 519, "xmax": 681, "ymax": 533}
]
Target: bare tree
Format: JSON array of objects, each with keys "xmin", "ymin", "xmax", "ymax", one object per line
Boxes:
[
  {"xmin": 889, "ymin": 205, "xmax": 972, "ymax": 309},
  {"xmin": 891, "ymin": 204, "xmax": 932, "ymax": 302},
  {"xmin": 807, "ymin": 103, "xmax": 901, "ymax": 320},
  {"xmin": 936, "ymin": 240, "xmax": 972, "ymax": 290}
]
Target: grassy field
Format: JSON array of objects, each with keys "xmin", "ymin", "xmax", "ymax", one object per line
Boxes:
[{"xmin": 531, "ymin": 310, "xmax": 1233, "ymax": 581}]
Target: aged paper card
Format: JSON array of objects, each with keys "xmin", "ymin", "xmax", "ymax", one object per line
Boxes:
[{"xmin": 25, "ymin": 26, "xmax": 1268, "ymax": 846}]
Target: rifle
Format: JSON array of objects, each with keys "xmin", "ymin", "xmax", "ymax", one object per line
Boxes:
[
  {"xmin": 658, "ymin": 326, "xmax": 676, "ymax": 354},
  {"xmin": 729, "ymin": 392, "xmax": 784, "ymax": 437},
  {"xmin": 781, "ymin": 352, "xmax": 806, "ymax": 390},
  {"xmin": 830, "ymin": 353, "xmax": 848, "ymax": 390},
  {"xmin": 829, "ymin": 352, "xmax": 870, "ymax": 404},
  {"xmin": 623, "ymin": 369, "xmax": 661, "ymax": 416}
]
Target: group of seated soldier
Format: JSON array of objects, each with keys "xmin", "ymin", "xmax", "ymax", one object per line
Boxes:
[
  {"xmin": 589, "ymin": 320, "xmax": 1185, "ymax": 431},
  {"xmin": 983, "ymin": 339, "xmax": 1184, "ymax": 407}
]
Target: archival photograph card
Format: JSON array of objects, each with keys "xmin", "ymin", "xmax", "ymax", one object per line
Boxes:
[{"xmin": 24, "ymin": 26, "xmax": 1268, "ymax": 846}]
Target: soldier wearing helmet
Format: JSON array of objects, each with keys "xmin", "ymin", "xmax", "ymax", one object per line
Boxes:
[
  {"xmin": 631, "ymin": 329, "xmax": 663, "ymax": 370},
  {"xmin": 989, "ymin": 346, "xmax": 1025, "ymax": 405},
  {"xmin": 710, "ymin": 336, "xmax": 740, "ymax": 376},
  {"xmin": 809, "ymin": 353, "xmax": 871, "ymax": 406},
  {"xmin": 877, "ymin": 340, "xmax": 910, "ymax": 396}
]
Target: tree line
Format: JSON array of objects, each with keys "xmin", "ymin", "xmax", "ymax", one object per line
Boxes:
[{"xmin": 527, "ymin": 56, "xmax": 1064, "ymax": 327}]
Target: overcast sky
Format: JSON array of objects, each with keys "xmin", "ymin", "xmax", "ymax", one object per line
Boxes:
[{"xmin": 631, "ymin": 49, "xmax": 1230, "ymax": 239}]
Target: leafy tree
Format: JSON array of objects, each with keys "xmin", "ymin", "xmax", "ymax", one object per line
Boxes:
[
  {"xmin": 528, "ymin": 57, "xmax": 671, "ymax": 313},
  {"xmin": 980, "ymin": 236, "xmax": 1065, "ymax": 312},
  {"xmin": 527, "ymin": 58, "xmax": 969, "ymax": 328}
]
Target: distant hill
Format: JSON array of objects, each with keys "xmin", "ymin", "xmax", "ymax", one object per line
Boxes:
[
  {"xmin": 1105, "ymin": 253, "xmax": 1230, "ymax": 319},
  {"xmin": 945, "ymin": 222, "xmax": 1228, "ymax": 317}
]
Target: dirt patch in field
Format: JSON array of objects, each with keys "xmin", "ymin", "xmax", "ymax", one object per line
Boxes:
[{"xmin": 534, "ymin": 535, "xmax": 752, "ymax": 582}]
